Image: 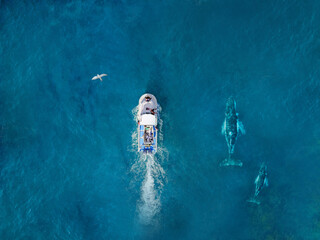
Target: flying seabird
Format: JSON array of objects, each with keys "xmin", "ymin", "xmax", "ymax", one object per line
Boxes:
[{"xmin": 92, "ymin": 73, "xmax": 107, "ymax": 82}]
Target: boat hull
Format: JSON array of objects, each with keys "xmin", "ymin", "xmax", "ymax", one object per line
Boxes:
[{"xmin": 137, "ymin": 94, "xmax": 158, "ymax": 154}]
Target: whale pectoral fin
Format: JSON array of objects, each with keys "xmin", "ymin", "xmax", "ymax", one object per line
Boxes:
[
  {"xmin": 237, "ymin": 121, "xmax": 246, "ymax": 135},
  {"xmin": 221, "ymin": 119, "xmax": 226, "ymax": 135},
  {"xmin": 255, "ymin": 176, "xmax": 259, "ymax": 184},
  {"xmin": 264, "ymin": 177, "xmax": 269, "ymax": 187}
]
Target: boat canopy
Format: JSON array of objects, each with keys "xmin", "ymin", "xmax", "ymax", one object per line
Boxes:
[{"xmin": 140, "ymin": 114, "xmax": 157, "ymax": 126}]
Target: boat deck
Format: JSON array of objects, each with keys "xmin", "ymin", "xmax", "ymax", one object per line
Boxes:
[{"xmin": 138, "ymin": 124, "xmax": 157, "ymax": 153}]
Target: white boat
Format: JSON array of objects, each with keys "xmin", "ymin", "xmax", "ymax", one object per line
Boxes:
[{"xmin": 137, "ymin": 94, "xmax": 158, "ymax": 154}]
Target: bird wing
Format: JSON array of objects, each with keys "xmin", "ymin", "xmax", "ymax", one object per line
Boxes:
[{"xmin": 100, "ymin": 74, "xmax": 107, "ymax": 77}]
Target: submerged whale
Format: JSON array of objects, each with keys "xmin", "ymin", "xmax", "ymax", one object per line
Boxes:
[
  {"xmin": 247, "ymin": 163, "xmax": 268, "ymax": 205},
  {"xmin": 220, "ymin": 96, "xmax": 245, "ymax": 167}
]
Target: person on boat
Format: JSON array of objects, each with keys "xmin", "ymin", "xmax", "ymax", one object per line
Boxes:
[
  {"xmin": 146, "ymin": 107, "xmax": 156, "ymax": 115},
  {"xmin": 145, "ymin": 133, "xmax": 150, "ymax": 142}
]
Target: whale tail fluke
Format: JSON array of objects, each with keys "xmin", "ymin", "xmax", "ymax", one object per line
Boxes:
[
  {"xmin": 247, "ymin": 197, "xmax": 261, "ymax": 205},
  {"xmin": 220, "ymin": 158, "xmax": 243, "ymax": 167},
  {"xmin": 220, "ymin": 156, "xmax": 243, "ymax": 167}
]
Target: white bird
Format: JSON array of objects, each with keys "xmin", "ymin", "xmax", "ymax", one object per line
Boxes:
[{"xmin": 92, "ymin": 73, "xmax": 107, "ymax": 82}]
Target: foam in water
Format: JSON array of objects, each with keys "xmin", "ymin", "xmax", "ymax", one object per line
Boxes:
[{"xmin": 138, "ymin": 154, "xmax": 161, "ymax": 225}]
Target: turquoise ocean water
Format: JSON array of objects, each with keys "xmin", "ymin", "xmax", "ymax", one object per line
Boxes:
[{"xmin": 1, "ymin": 0, "xmax": 320, "ymax": 239}]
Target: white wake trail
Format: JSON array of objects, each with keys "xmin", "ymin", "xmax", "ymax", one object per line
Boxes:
[{"xmin": 138, "ymin": 154, "xmax": 161, "ymax": 225}]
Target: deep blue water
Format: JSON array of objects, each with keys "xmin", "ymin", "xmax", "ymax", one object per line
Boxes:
[{"xmin": 1, "ymin": 0, "xmax": 320, "ymax": 239}]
